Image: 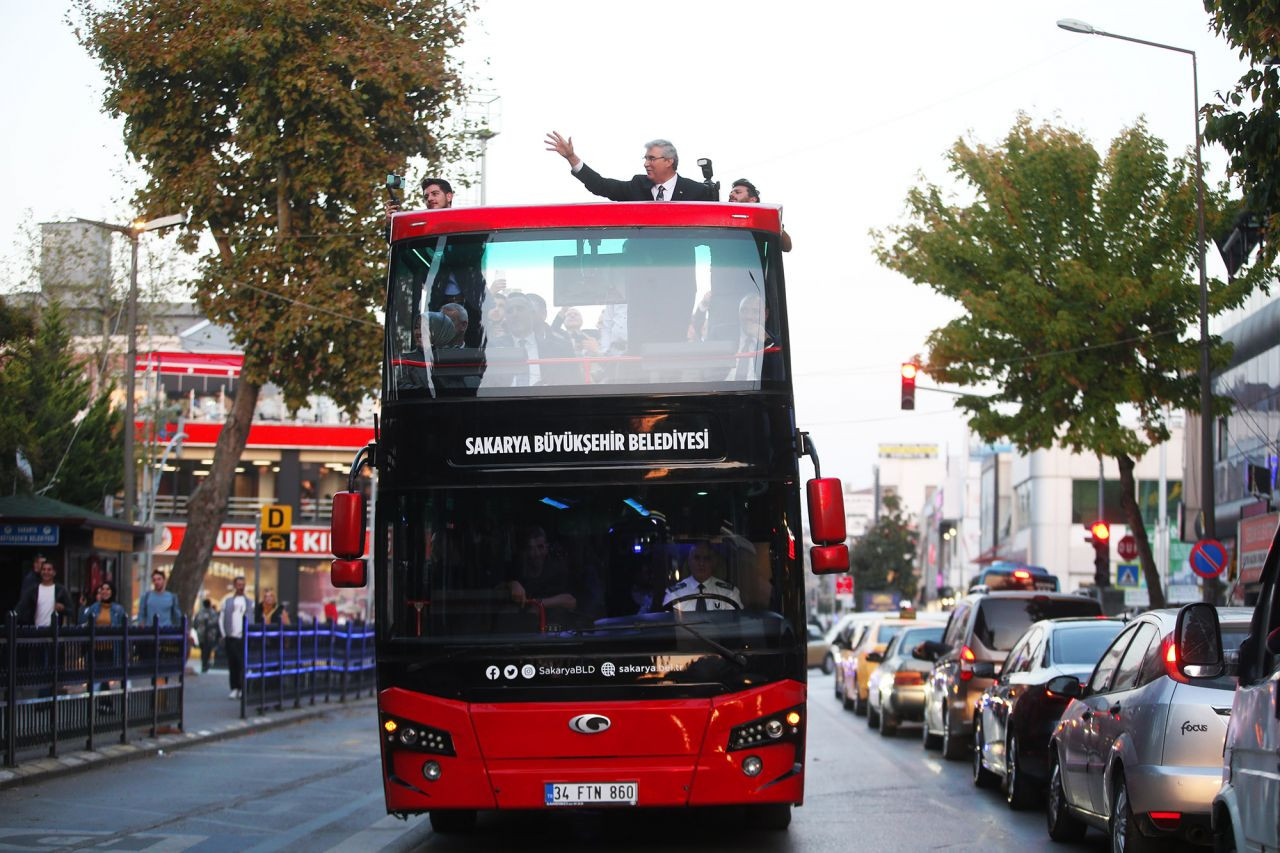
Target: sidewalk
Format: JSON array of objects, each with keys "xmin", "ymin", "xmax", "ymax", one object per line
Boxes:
[{"xmin": 0, "ymin": 665, "xmax": 376, "ymax": 790}]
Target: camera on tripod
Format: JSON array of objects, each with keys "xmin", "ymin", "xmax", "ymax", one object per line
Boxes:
[
  {"xmin": 386, "ymin": 173, "xmax": 406, "ymax": 205},
  {"xmin": 697, "ymin": 158, "xmax": 719, "ymax": 201}
]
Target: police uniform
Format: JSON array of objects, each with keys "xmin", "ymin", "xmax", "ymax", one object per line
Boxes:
[{"xmin": 662, "ymin": 576, "xmax": 742, "ymax": 611}]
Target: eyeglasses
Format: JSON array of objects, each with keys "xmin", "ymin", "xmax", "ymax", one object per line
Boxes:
[{"xmin": 643, "ymin": 155, "xmax": 671, "ymax": 162}]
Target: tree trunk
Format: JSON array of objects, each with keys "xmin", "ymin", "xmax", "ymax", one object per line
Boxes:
[
  {"xmin": 1116, "ymin": 453, "xmax": 1166, "ymax": 609},
  {"xmin": 167, "ymin": 380, "xmax": 260, "ymax": 616}
]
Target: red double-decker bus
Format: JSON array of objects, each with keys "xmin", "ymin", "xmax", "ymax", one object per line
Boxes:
[{"xmin": 329, "ymin": 200, "xmax": 847, "ymax": 832}]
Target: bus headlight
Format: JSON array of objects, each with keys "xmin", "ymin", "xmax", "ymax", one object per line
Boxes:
[
  {"xmin": 741, "ymin": 756, "xmax": 763, "ymax": 777},
  {"xmin": 422, "ymin": 760, "xmax": 442, "ymax": 782}
]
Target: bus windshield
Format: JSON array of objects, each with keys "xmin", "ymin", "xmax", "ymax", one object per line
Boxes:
[
  {"xmin": 384, "ymin": 481, "xmax": 801, "ymax": 654},
  {"xmin": 386, "ymin": 227, "xmax": 784, "ymax": 398}
]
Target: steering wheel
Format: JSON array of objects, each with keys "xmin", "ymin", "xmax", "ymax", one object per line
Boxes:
[{"xmin": 662, "ymin": 592, "xmax": 741, "ymax": 611}]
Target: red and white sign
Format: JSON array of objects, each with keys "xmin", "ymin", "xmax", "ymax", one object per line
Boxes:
[
  {"xmin": 1117, "ymin": 534, "xmax": 1138, "ymax": 562},
  {"xmin": 1238, "ymin": 512, "xmax": 1279, "ymax": 586},
  {"xmin": 153, "ymin": 523, "xmax": 369, "ymax": 558},
  {"xmin": 835, "ymin": 575, "xmax": 853, "ymax": 596}
]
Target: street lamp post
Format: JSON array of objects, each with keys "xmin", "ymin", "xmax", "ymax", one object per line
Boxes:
[
  {"xmin": 74, "ymin": 213, "xmax": 187, "ymax": 527},
  {"xmin": 1057, "ymin": 19, "xmax": 1217, "ymax": 602}
]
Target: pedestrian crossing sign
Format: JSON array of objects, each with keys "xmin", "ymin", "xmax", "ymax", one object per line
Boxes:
[{"xmin": 1116, "ymin": 563, "xmax": 1139, "ymax": 587}]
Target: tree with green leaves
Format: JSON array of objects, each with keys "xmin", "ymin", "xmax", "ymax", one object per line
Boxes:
[
  {"xmin": 1203, "ymin": 0, "xmax": 1280, "ymax": 278},
  {"xmin": 76, "ymin": 0, "xmax": 473, "ymax": 613},
  {"xmin": 850, "ymin": 493, "xmax": 919, "ymax": 604},
  {"xmin": 0, "ymin": 300, "xmax": 123, "ymax": 508},
  {"xmin": 873, "ymin": 116, "xmax": 1254, "ymax": 607}
]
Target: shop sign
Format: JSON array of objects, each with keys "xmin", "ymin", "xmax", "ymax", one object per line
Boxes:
[
  {"xmin": 1238, "ymin": 512, "xmax": 1279, "ymax": 586},
  {"xmin": 92, "ymin": 528, "xmax": 133, "ymax": 552},
  {"xmin": 0, "ymin": 524, "xmax": 58, "ymax": 546},
  {"xmin": 154, "ymin": 523, "xmax": 368, "ymax": 557}
]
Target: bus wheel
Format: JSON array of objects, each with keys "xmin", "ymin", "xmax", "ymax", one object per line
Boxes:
[
  {"xmin": 747, "ymin": 803, "xmax": 791, "ymax": 831},
  {"xmin": 429, "ymin": 810, "xmax": 477, "ymax": 834}
]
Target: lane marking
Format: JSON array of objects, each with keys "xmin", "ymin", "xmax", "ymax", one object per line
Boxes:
[
  {"xmin": 242, "ymin": 790, "xmax": 383, "ymax": 852},
  {"xmin": 322, "ymin": 813, "xmax": 417, "ymax": 853}
]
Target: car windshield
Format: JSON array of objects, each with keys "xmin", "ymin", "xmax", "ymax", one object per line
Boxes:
[
  {"xmin": 385, "ymin": 481, "xmax": 801, "ymax": 654},
  {"xmin": 386, "ymin": 227, "xmax": 784, "ymax": 398},
  {"xmin": 890, "ymin": 626, "xmax": 943, "ymax": 659},
  {"xmin": 973, "ymin": 597, "xmax": 1103, "ymax": 652},
  {"xmin": 1051, "ymin": 623, "xmax": 1125, "ymax": 664}
]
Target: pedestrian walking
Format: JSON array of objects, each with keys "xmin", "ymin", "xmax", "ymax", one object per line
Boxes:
[
  {"xmin": 193, "ymin": 598, "xmax": 221, "ymax": 673},
  {"xmin": 137, "ymin": 570, "xmax": 182, "ymax": 627},
  {"xmin": 220, "ymin": 576, "xmax": 250, "ymax": 699}
]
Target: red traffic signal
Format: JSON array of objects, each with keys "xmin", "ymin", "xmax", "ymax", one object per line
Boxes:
[
  {"xmin": 900, "ymin": 362, "xmax": 918, "ymax": 410},
  {"xmin": 1089, "ymin": 520, "xmax": 1110, "ymax": 543}
]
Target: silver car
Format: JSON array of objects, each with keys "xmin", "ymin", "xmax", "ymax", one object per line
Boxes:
[
  {"xmin": 1044, "ymin": 608, "xmax": 1251, "ymax": 851},
  {"xmin": 866, "ymin": 624, "xmax": 944, "ymax": 736}
]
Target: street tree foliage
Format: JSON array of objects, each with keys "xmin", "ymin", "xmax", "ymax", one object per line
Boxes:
[
  {"xmin": 850, "ymin": 493, "xmax": 919, "ymax": 603},
  {"xmin": 1203, "ymin": 0, "xmax": 1280, "ymax": 276},
  {"xmin": 76, "ymin": 0, "xmax": 473, "ymax": 612},
  {"xmin": 873, "ymin": 116, "xmax": 1253, "ymax": 607},
  {"xmin": 0, "ymin": 300, "xmax": 122, "ymax": 509}
]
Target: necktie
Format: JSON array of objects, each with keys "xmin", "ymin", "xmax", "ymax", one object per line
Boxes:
[
  {"xmin": 656, "ymin": 185, "xmax": 665, "ymax": 201},
  {"xmin": 514, "ymin": 338, "xmax": 531, "ymax": 386},
  {"xmin": 696, "ymin": 583, "xmax": 707, "ymax": 611}
]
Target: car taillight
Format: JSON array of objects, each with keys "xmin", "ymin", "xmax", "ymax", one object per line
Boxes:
[
  {"xmin": 894, "ymin": 672, "xmax": 924, "ymax": 686},
  {"xmin": 1162, "ymin": 635, "xmax": 1189, "ymax": 684},
  {"xmin": 1148, "ymin": 812, "xmax": 1181, "ymax": 830},
  {"xmin": 959, "ymin": 645, "xmax": 976, "ymax": 681},
  {"xmin": 1013, "ymin": 570, "xmax": 1030, "ymax": 580}
]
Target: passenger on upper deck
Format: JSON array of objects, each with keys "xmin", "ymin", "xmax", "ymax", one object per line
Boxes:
[
  {"xmin": 726, "ymin": 178, "xmax": 792, "ymax": 252},
  {"xmin": 489, "ymin": 292, "xmax": 577, "ymax": 386},
  {"xmin": 385, "ymin": 176, "xmax": 454, "ymax": 221},
  {"xmin": 545, "ymin": 132, "xmax": 715, "ymax": 202}
]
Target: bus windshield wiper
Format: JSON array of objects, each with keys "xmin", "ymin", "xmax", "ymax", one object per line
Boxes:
[{"xmin": 673, "ymin": 620, "xmax": 747, "ymax": 667}]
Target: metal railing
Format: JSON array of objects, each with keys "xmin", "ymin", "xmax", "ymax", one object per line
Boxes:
[
  {"xmin": 240, "ymin": 619, "xmax": 375, "ymax": 718},
  {"xmin": 2, "ymin": 615, "xmax": 187, "ymax": 767}
]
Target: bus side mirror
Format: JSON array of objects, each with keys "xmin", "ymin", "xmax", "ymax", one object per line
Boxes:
[
  {"xmin": 331, "ymin": 491, "xmax": 368, "ymax": 589},
  {"xmin": 807, "ymin": 477, "xmax": 846, "ymax": 575},
  {"xmin": 331, "ymin": 558, "xmax": 367, "ymax": 588},
  {"xmin": 1175, "ymin": 602, "xmax": 1224, "ymax": 679},
  {"xmin": 807, "ymin": 478, "xmax": 846, "ymax": 543}
]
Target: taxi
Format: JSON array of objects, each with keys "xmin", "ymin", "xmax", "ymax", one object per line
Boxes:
[{"xmin": 839, "ymin": 608, "xmax": 946, "ymax": 716}]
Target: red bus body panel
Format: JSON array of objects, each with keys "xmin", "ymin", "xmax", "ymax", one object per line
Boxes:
[
  {"xmin": 378, "ymin": 680, "xmax": 805, "ymax": 813},
  {"xmin": 389, "ymin": 202, "xmax": 783, "ymax": 243}
]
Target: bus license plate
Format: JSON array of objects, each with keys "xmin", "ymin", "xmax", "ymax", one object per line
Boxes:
[{"xmin": 544, "ymin": 782, "xmax": 638, "ymax": 806}]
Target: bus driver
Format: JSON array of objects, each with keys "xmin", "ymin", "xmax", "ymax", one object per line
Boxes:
[{"xmin": 663, "ymin": 541, "xmax": 742, "ymax": 612}]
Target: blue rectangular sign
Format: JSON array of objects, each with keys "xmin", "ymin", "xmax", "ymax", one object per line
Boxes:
[{"xmin": 0, "ymin": 524, "xmax": 59, "ymax": 546}]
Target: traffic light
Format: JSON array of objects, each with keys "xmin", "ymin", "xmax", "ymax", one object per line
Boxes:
[
  {"xmin": 1089, "ymin": 521, "xmax": 1110, "ymax": 587},
  {"xmin": 900, "ymin": 362, "xmax": 918, "ymax": 410}
]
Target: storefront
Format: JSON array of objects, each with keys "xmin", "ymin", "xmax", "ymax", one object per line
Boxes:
[
  {"xmin": 1236, "ymin": 510, "xmax": 1280, "ymax": 606},
  {"xmin": 152, "ymin": 521, "xmax": 372, "ymax": 622},
  {"xmin": 0, "ymin": 495, "xmax": 147, "ymax": 621}
]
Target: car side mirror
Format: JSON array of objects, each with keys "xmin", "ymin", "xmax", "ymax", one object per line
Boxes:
[
  {"xmin": 1045, "ymin": 674, "xmax": 1083, "ymax": 699},
  {"xmin": 865, "ymin": 651, "xmax": 884, "ymax": 664},
  {"xmin": 1175, "ymin": 602, "xmax": 1224, "ymax": 679},
  {"xmin": 971, "ymin": 661, "xmax": 996, "ymax": 679}
]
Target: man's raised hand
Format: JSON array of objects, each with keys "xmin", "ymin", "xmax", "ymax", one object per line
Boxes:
[{"xmin": 545, "ymin": 131, "xmax": 579, "ymax": 167}]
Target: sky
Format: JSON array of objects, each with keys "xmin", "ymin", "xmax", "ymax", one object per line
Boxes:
[{"xmin": 0, "ymin": 0, "xmax": 1254, "ymax": 492}]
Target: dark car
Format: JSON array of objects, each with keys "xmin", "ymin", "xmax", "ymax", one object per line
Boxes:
[
  {"xmin": 918, "ymin": 591, "xmax": 1105, "ymax": 760},
  {"xmin": 971, "ymin": 616, "xmax": 1126, "ymax": 808}
]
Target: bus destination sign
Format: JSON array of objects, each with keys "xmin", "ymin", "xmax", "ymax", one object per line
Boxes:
[{"xmin": 451, "ymin": 414, "xmax": 724, "ymax": 466}]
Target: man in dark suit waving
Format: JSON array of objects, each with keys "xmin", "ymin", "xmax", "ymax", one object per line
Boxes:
[{"xmin": 546, "ymin": 132, "xmax": 714, "ymax": 202}]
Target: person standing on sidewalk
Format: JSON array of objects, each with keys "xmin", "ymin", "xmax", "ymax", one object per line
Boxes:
[
  {"xmin": 193, "ymin": 598, "xmax": 220, "ymax": 673},
  {"xmin": 16, "ymin": 559, "xmax": 73, "ymax": 625},
  {"xmin": 137, "ymin": 570, "xmax": 182, "ymax": 627},
  {"xmin": 220, "ymin": 577, "xmax": 250, "ymax": 699}
]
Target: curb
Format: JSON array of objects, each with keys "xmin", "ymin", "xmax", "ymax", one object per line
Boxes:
[{"xmin": 0, "ymin": 695, "xmax": 377, "ymax": 791}]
